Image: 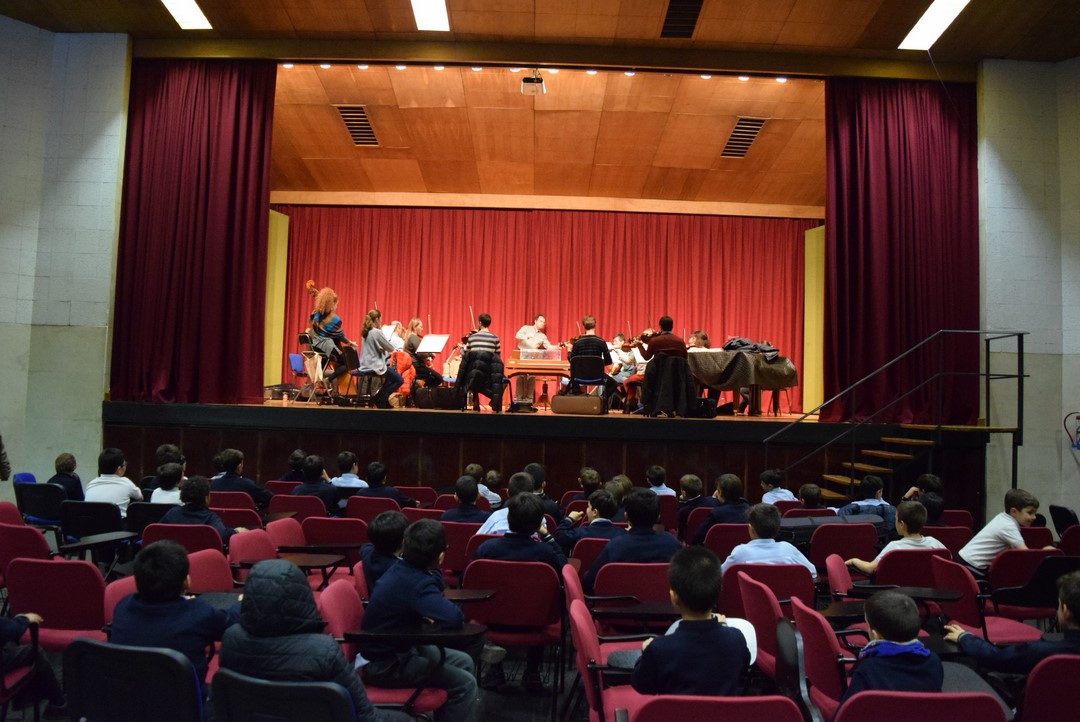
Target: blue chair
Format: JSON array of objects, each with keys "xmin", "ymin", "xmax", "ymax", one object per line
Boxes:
[{"xmin": 13, "ymin": 472, "xmax": 37, "ymax": 484}]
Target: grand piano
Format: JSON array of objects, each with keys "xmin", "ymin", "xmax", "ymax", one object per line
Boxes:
[{"xmin": 686, "ymin": 349, "xmax": 799, "ymax": 416}]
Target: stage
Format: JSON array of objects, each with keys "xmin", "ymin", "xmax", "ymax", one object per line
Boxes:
[{"xmin": 102, "ymin": 400, "xmax": 990, "ymax": 521}]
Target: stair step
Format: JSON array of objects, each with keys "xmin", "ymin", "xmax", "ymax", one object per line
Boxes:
[
  {"xmin": 817, "ymin": 487, "xmax": 848, "ymax": 501},
  {"xmin": 840, "ymin": 462, "xmax": 893, "ymax": 474},
  {"xmin": 822, "ymin": 474, "xmax": 860, "ymax": 487},
  {"xmin": 862, "ymin": 450, "xmax": 915, "ymax": 461},
  {"xmin": 900, "ymin": 423, "xmax": 1018, "ymax": 433},
  {"xmin": 880, "ymin": 437, "xmax": 935, "ymax": 447}
]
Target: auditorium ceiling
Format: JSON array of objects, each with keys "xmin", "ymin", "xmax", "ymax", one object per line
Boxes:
[{"xmin": 4, "ymin": 0, "xmax": 1077, "ymax": 215}]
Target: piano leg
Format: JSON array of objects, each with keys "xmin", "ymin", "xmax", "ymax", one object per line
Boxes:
[{"xmin": 536, "ymin": 381, "xmax": 552, "ymax": 410}]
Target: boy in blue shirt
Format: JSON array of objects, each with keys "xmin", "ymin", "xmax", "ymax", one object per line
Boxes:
[{"xmin": 760, "ymin": 469, "xmax": 797, "ymax": 504}]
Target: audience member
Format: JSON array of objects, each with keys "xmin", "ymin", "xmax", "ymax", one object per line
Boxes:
[
  {"xmin": 721, "ymin": 504, "xmax": 816, "ymax": 577},
  {"xmin": 440, "ymin": 476, "xmax": 491, "ymax": 524},
  {"xmin": 471, "ymin": 493, "xmax": 566, "ymax": 571},
  {"xmin": 583, "ymin": 488, "xmax": 681, "ymax": 593},
  {"xmin": 160, "ymin": 476, "xmax": 247, "ymax": 542},
  {"xmin": 221, "ymin": 559, "xmax": 408, "ymax": 722},
  {"xmin": 279, "ymin": 448, "xmax": 307, "ymax": 482},
  {"xmin": 211, "ymin": 448, "xmax": 272, "ymax": 507},
  {"xmin": 798, "ymin": 483, "xmax": 822, "ymax": 509},
  {"xmin": 692, "ymin": 474, "xmax": 750, "ymax": 545},
  {"xmin": 0, "ymin": 610, "xmax": 66, "ymax": 718},
  {"xmin": 554, "ymin": 489, "xmax": 625, "ymax": 553},
  {"xmin": 150, "ymin": 462, "xmax": 184, "ymax": 505},
  {"xmin": 836, "ymin": 475, "xmax": 896, "ymax": 530},
  {"xmin": 360, "ymin": 520, "xmax": 479, "ymax": 721},
  {"xmin": 292, "ymin": 455, "xmax": 339, "ymax": 515},
  {"xmin": 46, "ymin": 452, "xmax": 84, "ymax": 501},
  {"xmin": 759, "ymin": 469, "xmax": 796, "ymax": 504},
  {"xmin": 477, "ymin": 472, "xmax": 536, "ymax": 535},
  {"xmin": 676, "ymin": 474, "xmax": 717, "ymax": 541},
  {"xmin": 482, "ymin": 469, "xmax": 504, "ymax": 509},
  {"xmin": 330, "ymin": 451, "xmax": 368, "ymax": 510},
  {"xmin": 143, "ymin": 444, "xmax": 185, "ymax": 493},
  {"xmin": 631, "ymin": 547, "xmax": 749, "ymax": 696},
  {"xmin": 463, "ymin": 463, "xmax": 501, "ymax": 509},
  {"xmin": 359, "ymin": 510, "xmax": 408, "ymax": 592},
  {"xmin": 523, "ymin": 462, "xmax": 562, "ymax": 522},
  {"xmin": 838, "ymin": 591, "xmax": 943, "ymax": 707},
  {"xmin": 900, "ymin": 473, "xmax": 945, "ymax": 525},
  {"xmin": 846, "ymin": 501, "xmax": 945, "ymax": 575},
  {"xmin": 111, "ymin": 540, "xmax": 240, "ymax": 686},
  {"xmin": 353, "ymin": 461, "xmax": 418, "ymax": 508},
  {"xmin": 959, "ymin": 488, "xmax": 1043, "ymax": 575},
  {"xmin": 564, "ymin": 467, "xmax": 602, "ymax": 507},
  {"xmin": 85, "ymin": 447, "xmax": 143, "ymax": 518},
  {"xmin": 645, "ymin": 465, "xmax": 675, "ymax": 497},
  {"xmin": 606, "ymin": 474, "xmax": 634, "ymax": 523},
  {"xmin": 945, "ymin": 570, "xmax": 1080, "ymax": 672}
]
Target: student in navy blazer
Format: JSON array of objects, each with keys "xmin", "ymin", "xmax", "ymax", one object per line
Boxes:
[
  {"xmin": 359, "ymin": 510, "xmax": 408, "ymax": 592},
  {"xmin": 211, "ymin": 448, "xmax": 272, "ymax": 507},
  {"xmin": 554, "ymin": 489, "xmax": 625, "ymax": 553},
  {"xmin": 353, "ymin": 461, "xmax": 418, "ymax": 508},
  {"xmin": 471, "ymin": 493, "xmax": 566, "ymax": 571},
  {"xmin": 583, "ymin": 488, "xmax": 682, "ymax": 594},
  {"xmin": 676, "ymin": 474, "xmax": 718, "ymax": 541},
  {"xmin": 693, "ymin": 473, "xmax": 750, "ymax": 545},
  {"xmin": 440, "ymin": 476, "xmax": 492, "ymax": 524},
  {"xmin": 291, "ymin": 455, "xmax": 341, "ymax": 515}
]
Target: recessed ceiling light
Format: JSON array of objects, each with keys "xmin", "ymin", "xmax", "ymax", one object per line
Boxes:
[
  {"xmin": 510, "ymin": 68, "xmax": 522, "ymax": 73},
  {"xmin": 624, "ymin": 71, "xmax": 636, "ymax": 77},
  {"xmin": 899, "ymin": 0, "xmax": 971, "ymax": 51},
  {"xmin": 357, "ymin": 64, "xmax": 368, "ymax": 70},
  {"xmin": 546, "ymin": 68, "xmax": 559, "ymax": 74},
  {"xmin": 738, "ymin": 75, "xmax": 750, "ymax": 81},
  {"xmin": 395, "ymin": 65, "xmax": 407, "ymax": 70},
  {"xmin": 410, "ymin": 0, "xmax": 450, "ymax": 32},
  {"xmin": 433, "ymin": 65, "xmax": 445, "ymax": 71},
  {"xmin": 586, "ymin": 70, "xmax": 598, "ymax": 76},
  {"xmin": 160, "ymin": 0, "xmax": 212, "ymax": 30},
  {"xmin": 319, "ymin": 64, "xmax": 331, "ymax": 69},
  {"xmin": 776, "ymin": 77, "xmax": 787, "ymax": 83},
  {"xmin": 472, "ymin": 67, "xmax": 483, "ymax": 72},
  {"xmin": 282, "ymin": 63, "xmax": 294, "ymax": 69},
  {"xmin": 700, "ymin": 74, "xmax": 712, "ymax": 80}
]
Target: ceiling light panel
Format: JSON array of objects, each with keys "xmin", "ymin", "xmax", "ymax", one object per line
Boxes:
[
  {"xmin": 899, "ymin": 0, "xmax": 971, "ymax": 51},
  {"xmin": 160, "ymin": 0, "xmax": 212, "ymax": 30},
  {"xmin": 411, "ymin": 0, "xmax": 450, "ymax": 32}
]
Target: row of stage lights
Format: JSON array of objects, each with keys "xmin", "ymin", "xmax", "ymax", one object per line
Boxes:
[{"xmin": 281, "ymin": 63, "xmax": 788, "ymax": 83}]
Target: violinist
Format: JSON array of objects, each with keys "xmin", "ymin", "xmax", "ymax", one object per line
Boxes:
[
  {"xmin": 639, "ymin": 316, "xmax": 688, "ymax": 360},
  {"xmin": 404, "ymin": 317, "xmax": 444, "ymax": 389},
  {"xmin": 609, "ymin": 333, "xmax": 636, "ymax": 384},
  {"xmin": 308, "ymin": 287, "xmax": 352, "ymax": 389},
  {"xmin": 568, "ymin": 316, "xmax": 620, "ymax": 400},
  {"xmin": 359, "ymin": 309, "xmax": 403, "ymax": 409},
  {"xmin": 514, "ymin": 314, "xmax": 551, "ymax": 404},
  {"xmin": 619, "ymin": 327, "xmax": 655, "ymax": 412},
  {"xmin": 465, "ymin": 313, "xmax": 500, "ymax": 356}
]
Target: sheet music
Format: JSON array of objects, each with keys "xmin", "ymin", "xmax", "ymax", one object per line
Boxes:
[{"xmin": 416, "ymin": 334, "xmax": 449, "ymax": 354}]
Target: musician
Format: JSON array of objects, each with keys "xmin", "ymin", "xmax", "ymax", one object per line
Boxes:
[
  {"xmin": 514, "ymin": 314, "xmax": 550, "ymax": 404},
  {"xmin": 404, "ymin": 317, "xmax": 444, "ymax": 389},
  {"xmin": 619, "ymin": 328, "xmax": 655, "ymax": 412},
  {"xmin": 640, "ymin": 316, "xmax": 688, "ymax": 360},
  {"xmin": 609, "ymin": 334, "xmax": 636, "ymax": 384},
  {"xmin": 568, "ymin": 316, "xmax": 619, "ymax": 400},
  {"xmin": 309, "ymin": 287, "xmax": 352, "ymax": 387},
  {"xmin": 359, "ymin": 309, "xmax": 404, "ymax": 409},
  {"xmin": 465, "ymin": 313, "xmax": 500, "ymax": 355},
  {"xmin": 688, "ymin": 330, "xmax": 712, "ymax": 349}
]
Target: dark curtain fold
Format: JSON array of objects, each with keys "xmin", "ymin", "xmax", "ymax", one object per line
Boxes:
[
  {"xmin": 824, "ymin": 78, "xmax": 980, "ymax": 423},
  {"xmin": 276, "ymin": 205, "xmax": 815, "ymax": 411},
  {"xmin": 111, "ymin": 59, "xmax": 276, "ymax": 404}
]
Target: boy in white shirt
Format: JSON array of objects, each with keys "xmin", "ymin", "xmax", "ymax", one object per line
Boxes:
[
  {"xmin": 846, "ymin": 500, "xmax": 945, "ymax": 575},
  {"xmin": 646, "ymin": 465, "xmax": 676, "ymax": 497},
  {"xmin": 721, "ymin": 504, "xmax": 816, "ymax": 578},
  {"xmin": 760, "ymin": 469, "xmax": 797, "ymax": 504},
  {"xmin": 959, "ymin": 488, "xmax": 1044, "ymax": 574},
  {"xmin": 84, "ymin": 447, "xmax": 142, "ymax": 518}
]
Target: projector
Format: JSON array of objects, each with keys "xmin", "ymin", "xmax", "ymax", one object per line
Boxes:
[{"xmin": 521, "ymin": 75, "xmax": 546, "ymax": 96}]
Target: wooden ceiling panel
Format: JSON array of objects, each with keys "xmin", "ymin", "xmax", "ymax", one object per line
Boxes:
[
  {"xmin": 270, "ymin": 157, "xmax": 320, "ymax": 190},
  {"xmin": 313, "ymin": 66, "xmax": 378, "ymax": 104},
  {"xmin": 642, "ymin": 167, "xmax": 708, "ymax": 202},
  {"xmin": 358, "ymin": 159, "xmax": 428, "ymax": 191},
  {"xmin": 601, "ymin": 74, "xmax": 680, "ymax": 113},
  {"xmin": 399, "ymin": 107, "xmax": 476, "ymax": 160},
  {"xmin": 347, "ymin": 67, "xmax": 402, "ymax": 107},
  {"xmin": 533, "ymin": 72, "xmax": 607, "ymax": 112},
  {"xmin": 205, "ymin": 0, "xmax": 298, "ymax": 35},
  {"xmin": 653, "ymin": 114, "xmax": 733, "ymax": 170},
  {"xmin": 614, "ymin": 15, "xmax": 662, "ymax": 40},
  {"xmin": 451, "ymin": 0, "xmax": 535, "ymax": 12},
  {"xmin": 363, "ymin": 0, "xmax": 417, "ymax": 33},
  {"xmin": 572, "ymin": 13, "xmax": 619, "ymax": 40},
  {"xmin": 418, "ymin": 160, "xmax": 482, "ymax": 193},
  {"xmin": 280, "ymin": 0, "xmax": 376, "ymax": 34},
  {"xmin": 588, "ymin": 164, "xmax": 651, "ymax": 198},
  {"xmin": 276, "ymin": 65, "xmax": 332, "ymax": 104},
  {"xmin": 774, "ymin": 22, "xmax": 866, "ymax": 49},
  {"xmin": 748, "ymin": 171, "xmax": 823, "ymax": 205},
  {"xmin": 533, "ymin": 111, "xmax": 601, "ymax": 165},
  {"xmin": 533, "ymin": 12, "xmax": 576, "ymax": 39},
  {"xmin": 700, "ymin": 0, "xmax": 797, "ymax": 23},
  {"xmin": 273, "ymin": 104, "xmax": 355, "ymax": 158},
  {"xmin": 451, "ymin": 11, "xmax": 534, "ymax": 39},
  {"xmin": 714, "ymin": 117, "xmax": 801, "ymax": 173},
  {"xmin": 785, "ymin": 0, "xmax": 885, "ymax": 27},
  {"xmin": 533, "ymin": 163, "xmax": 593, "ymax": 197},
  {"xmin": 693, "ymin": 18, "xmax": 785, "ymax": 46},
  {"xmin": 593, "ymin": 110, "xmax": 668, "ymax": 166},
  {"xmin": 304, "ymin": 158, "xmax": 376, "ymax": 192},
  {"xmin": 696, "ymin": 170, "xmax": 767, "ymax": 203},
  {"xmin": 363, "ymin": 105, "xmax": 415, "ymax": 149},
  {"xmin": 468, "ymin": 108, "xmax": 534, "ymax": 163},
  {"xmin": 476, "ymin": 161, "xmax": 534, "ymax": 194},
  {"xmin": 388, "ymin": 66, "xmax": 468, "ymax": 108},
  {"xmin": 769, "ymin": 119, "xmax": 825, "ymax": 175}
]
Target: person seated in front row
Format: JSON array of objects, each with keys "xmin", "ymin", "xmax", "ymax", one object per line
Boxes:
[
  {"xmin": 278, "ymin": 448, "xmax": 307, "ymax": 482},
  {"xmin": 524, "ymin": 462, "xmax": 563, "ymax": 522},
  {"xmin": 464, "ymin": 463, "xmax": 502, "ymax": 509},
  {"xmin": 899, "ymin": 472, "xmax": 945, "ymax": 525},
  {"xmin": 221, "ymin": 560, "xmax": 410, "ymax": 722},
  {"xmin": 645, "ymin": 465, "xmax": 676, "ymax": 496},
  {"xmin": 330, "ymin": 450, "xmax": 368, "ymax": 509},
  {"xmin": 160, "ymin": 475, "xmax": 248, "ymax": 543},
  {"xmin": 835, "ymin": 475, "xmax": 896, "ymax": 530},
  {"xmin": 721, "ymin": 503, "xmax": 817, "ymax": 578},
  {"xmin": 838, "ymin": 591, "xmax": 943, "ymax": 708},
  {"xmin": 477, "ymin": 472, "xmax": 536, "ymax": 535},
  {"xmin": 46, "ymin": 451, "xmax": 84, "ymax": 501},
  {"xmin": 958, "ymin": 488, "xmax": 1046, "ymax": 577},
  {"xmin": 564, "ymin": 466, "xmax": 602, "ymax": 508},
  {"xmin": 554, "ymin": 489, "xmax": 625, "ymax": 553},
  {"xmin": 631, "ymin": 547, "xmax": 750, "ymax": 696},
  {"xmin": 759, "ymin": 469, "xmax": 796, "ymax": 504},
  {"xmin": 676, "ymin": 474, "xmax": 718, "ymax": 541},
  {"xmin": 945, "ymin": 570, "xmax": 1080, "ymax": 672},
  {"xmin": 353, "ymin": 461, "xmax": 418, "ymax": 508},
  {"xmin": 798, "ymin": 483, "xmax": 822, "ymax": 509},
  {"xmin": 583, "ymin": 488, "xmax": 682, "ymax": 594},
  {"xmin": 359, "ymin": 510, "xmax": 408, "ymax": 593},
  {"xmin": 84, "ymin": 447, "xmax": 143, "ymax": 518},
  {"xmin": 150, "ymin": 462, "xmax": 184, "ymax": 505},
  {"xmin": 111, "ymin": 540, "xmax": 240, "ymax": 688},
  {"xmin": 846, "ymin": 501, "xmax": 945, "ymax": 576},
  {"xmin": 471, "ymin": 493, "xmax": 566, "ymax": 571},
  {"xmin": 440, "ymin": 476, "xmax": 491, "ymax": 524},
  {"xmin": 292, "ymin": 454, "xmax": 340, "ymax": 515},
  {"xmin": 606, "ymin": 474, "xmax": 634, "ymax": 523},
  {"xmin": 210, "ymin": 448, "xmax": 272, "ymax": 507},
  {"xmin": 692, "ymin": 473, "xmax": 751, "ymax": 545},
  {"xmin": 360, "ymin": 520, "xmax": 479, "ymax": 721}
]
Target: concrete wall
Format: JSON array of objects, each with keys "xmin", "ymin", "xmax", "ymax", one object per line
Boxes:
[{"xmin": 0, "ymin": 15, "xmax": 128, "ymax": 498}]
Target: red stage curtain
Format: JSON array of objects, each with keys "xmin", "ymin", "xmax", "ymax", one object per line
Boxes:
[
  {"xmin": 824, "ymin": 78, "xmax": 979, "ymax": 423},
  {"xmin": 111, "ymin": 59, "xmax": 276, "ymax": 404},
  {"xmin": 275, "ymin": 205, "xmax": 816, "ymax": 410}
]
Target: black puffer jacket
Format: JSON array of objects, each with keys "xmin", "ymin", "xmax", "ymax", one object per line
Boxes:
[
  {"xmin": 456, "ymin": 350, "xmax": 506, "ymax": 410},
  {"xmin": 219, "ymin": 560, "xmax": 403, "ymax": 722}
]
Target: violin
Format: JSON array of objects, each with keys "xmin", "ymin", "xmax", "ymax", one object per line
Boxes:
[{"xmin": 559, "ymin": 335, "xmax": 582, "ymax": 349}]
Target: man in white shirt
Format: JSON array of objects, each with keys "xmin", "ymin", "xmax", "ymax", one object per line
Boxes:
[
  {"xmin": 330, "ymin": 451, "xmax": 368, "ymax": 509},
  {"xmin": 721, "ymin": 504, "xmax": 816, "ymax": 578},
  {"xmin": 477, "ymin": 472, "xmax": 535, "ymax": 535},
  {"xmin": 846, "ymin": 500, "xmax": 946, "ymax": 575},
  {"xmin": 646, "ymin": 465, "xmax": 676, "ymax": 497},
  {"xmin": 84, "ymin": 448, "xmax": 143, "ymax": 518},
  {"xmin": 514, "ymin": 314, "xmax": 551, "ymax": 405}
]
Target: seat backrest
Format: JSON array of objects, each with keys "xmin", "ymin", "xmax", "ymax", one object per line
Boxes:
[
  {"xmin": 60, "ymin": 499, "xmax": 123, "ymax": 539},
  {"xmin": 14, "ymin": 482, "xmax": 66, "ymax": 521},
  {"xmin": 0, "ymin": 501, "xmax": 23, "ymax": 525},
  {"xmin": 126, "ymin": 502, "xmax": 177, "ymax": 538},
  {"xmin": 994, "ymin": 556, "xmax": 1080, "ymax": 609},
  {"xmin": 737, "ymin": 571, "xmax": 783, "ymax": 667},
  {"xmin": 228, "ymin": 529, "xmax": 279, "ymax": 581},
  {"xmin": 1049, "ymin": 505, "xmax": 1080, "ymax": 539},
  {"xmin": 264, "ymin": 480, "xmax": 302, "ymax": 496},
  {"xmin": 923, "ymin": 525, "xmax": 974, "ymax": 559},
  {"xmin": 209, "ymin": 491, "xmax": 257, "ymax": 511},
  {"xmin": 351, "ymin": 561, "xmax": 370, "ymax": 601},
  {"xmin": 439, "ymin": 522, "xmax": 483, "ymax": 576},
  {"xmin": 1019, "ymin": 525, "xmax": 1055, "ymax": 549},
  {"xmin": 343, "ymin": 495, "xmax": 400, "ymax": 522},
  {"xmin": 630, "ymin": 694, "xmax": 804, "ymax": 722},
  {"xmin": 65, "ymin": 638, "xmax": 204, "ymax": 722},
  {"xmin": 562, "ymin": 563, "xmax": 584, "ymax": 608},
  {"xmin": 394, "ymin": 486, "xmax": 438, "ymax": 507},
  {"xmin": 13, "ymin": 472, "xmax": 37, "ymax": 484},
  {"xmin": 288, "ymin": 352, "xmax": 305, "ymax": 375},
  {"xmin": 212, "ymin": 507, "xmax": 263, "ymax": 530},
  {"xmin": 832, "ymin": 691, "xmax": 1006, "ymax": 722},
  {"xmin": 773, "ymin": 500, "xmax": 801, "ymax": 515},
  {"xmin": 824, "ymin": 554, "xmax": 854, "ymax": 598},
  {"xmin": 301, "ymin": 517, "xmax": 368, "ymax": 565},
  {"xmin": 721, "ymin": 563, "xmax": 815, "ymax": 618},
  {"xmin": 564, "ymin": 500, "xmax": 588, "ymax": 516},
  {"xmin": 594, "ymin": 562, "xmax": 670, "ymax": 603},
  {"xmin": 988, "ymin": 547, "xmax": 1063, "ymax": 590},
  {"xmin": 462, "ymin": 560, "xmax": 562, "ymax": 627},
  {"xmin": 789, "ymin": 596, "xmax": 847, "ymax": 707},
  {"xmin": 213, "ymin": 667, "xmax": 356, "ymax": 722},
  {"xmin": 874, "ymin": 548, "xmax": 953, "ymax": 587},
  {"xmin": 774, "ymin": 620, "xmax": 823, "ymax": 722},
  {"xmin": 569, "ymin": 354, "xmax": 607, "ymax": 382},
  {"xmin": 938, "ymin": 509, "xmax": 974, "ymax": 530},
  {"xmin": 1021, "ymin": 654, "xmax": 1080, "ymax": 722},
  {"xmin": 559, "ymin": 490, "xmax": 580, "ymax": 511},
  {"xmin": 317, "ymin": 578, "xmax": 363, "ymax": 662},
  {"xmin": 104, "ymin": 575, "xmax": 139, "ymax": 623},
  {"xmin": 567, "ymin": 599, "xmax": 604, "ymax": 715},
  {"xmin": 403, "ymin": 507, "xmax": 444, "ymax": 522},
  {"xmin": 267, "ymin": 494, "xmax": 327, "ymax": 523},
  {"xmin": 266, "ymin": 516, "xmax": 306, "ymax": 548},
  {"xmin": 657, "ymin": 494, "xmax": 678, "ymax": 531},
  {"xmin": 809, "ymin": 523, "xmax": 879, "ymax": 570},
  {"xmin": 187, "ymin": 549, "xmax": 236, "ymax": 593},
  {"xmin": 783, "ymin": 508, "xmax": 836, "ymax": 519},
  {"xmin": 703, "ymin": 523, "xmax": 751, "ymax": 561},
  {"xmin": 7, "ymin": 558, "xmax": 105, "ymax": 630},
  {"xmin": 931, "ymin": 555, "xmax": 981, "ymax": 626},
  {"xmin": 434, "ymin": 494, "xmax": 457, "ymax": 511},
  {"xmin": 0, "ymin": 522, "xmax": 52, "ymax": 575},
  {"xmin": 685, "ymin": 506, "xmax": 715, "ymax": 543},
  {"xmin": 142, "ymin": 523, "xmax": 224, "ymax": 554},
  {"xmin": 1060, "ymin": 525, "xmax": 1080, "ymax": 556},
  {"xmin": 570, "ymin": 537, "xmax": 610, "ymax": 573},
  {"xmin": 464, "ymin": 533, "xmax": 501, "ymax": 561}
]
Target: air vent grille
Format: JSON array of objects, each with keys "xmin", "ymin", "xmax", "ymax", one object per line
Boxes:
[
  {"xmin": 720, "ymin": 117, "xmax": 768, "ymax": 158},
  {"xmin": 660, "ymin": 0, "xmax": 705, "ymax": 39},
  {"xmin": 334, "ymin": 105, "xmax": 378, "ymax": 146}
]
